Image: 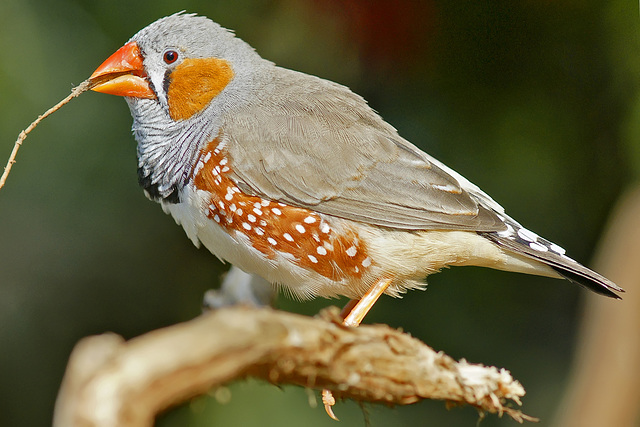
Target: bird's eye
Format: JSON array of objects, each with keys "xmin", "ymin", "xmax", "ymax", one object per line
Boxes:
[{"xmin": 163, "ymin": 50, "xmax": 178, "ymax": 64}]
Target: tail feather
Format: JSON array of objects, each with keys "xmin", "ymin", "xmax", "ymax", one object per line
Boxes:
[
  {"xmin": 550, "ymin": 266, "xmax": 621, "ymax": 299},
  {"xmin": 480, "ymin": 224, "xmax": 624, "ymax": 299}
]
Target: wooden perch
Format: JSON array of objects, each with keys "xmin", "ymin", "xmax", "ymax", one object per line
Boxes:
[{"xmin": 53, "ymin": 306, "xmax": 534, "ymax": 426}]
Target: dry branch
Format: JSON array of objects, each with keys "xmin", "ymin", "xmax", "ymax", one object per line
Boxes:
[
  {"xmin": 0, "ymin": 80, "xmax": 93, "ymax": 190},
  {"xmin": 1, "ymin": 74, "xmax": 120, "ymax": 191},
  {"xmin": 53, "ymin": 306, "xmax": 535, "ymax": 426}
]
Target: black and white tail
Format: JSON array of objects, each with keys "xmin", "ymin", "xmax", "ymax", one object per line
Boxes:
[{"xmin": 481, "ymin": 220, "xmax": 623, "ymax": 299}]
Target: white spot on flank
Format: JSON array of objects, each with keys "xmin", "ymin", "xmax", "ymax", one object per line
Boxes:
[
  {"xmin": 225, "ymin": 193, "xmax": 233, "ymax": 201},
  {"xmin": 221, "ymin": 166, "xmax": 230, "ymax": 173},
  {"xmin": 255, "ymin": 227, "xmax": 265, "ymax": 236},
  {"xmin": 203, "ymin": 152, "xmax": 212, "ymax": 162},
  {"xmin": 295, "ymin": 224, "xmax": 306, "ymax": 233},
  {"xmin": 320, "ymin": 222, "xmax": 331, "ymax": 234},
  {"xmin": 317, "ymin": 246, "xmax": 327, "ymax": 256},
  {"xmin": 304, "ymin": 216, "xmax": 316, "ymax": 224},
  {"xmin": 259, "ymin": 220, "xmax": 267, "ymax": 227},
  {"xmin": 242, "ymin": 222, "xmax": 251, "ymax": 231},
  {"xmin": 219, "ymin": 157, "xmax": 228, "ymax": 165},
  {"xmin": 218, "ymin": 201, "xmax": 225, "ymax": 210},
  {"xmin": 247, "ymin": 214, "xmax": 257, "ymax": 223},
  {"xmin": 272, "ymin": 207, "xmax": 282, "ymax": 216},
  {"xmin": 517, "ymin": 228, "xmax": 538, "ymax": 243},
  {"xmin": 323, "ymin": 242, "xmax": 334, "ymax": 251},
  {"xmin": 283, "ymin": 233, "xmax": 294, "ymax": 242},
  {"xmin": 193, "ymin": 161, "xmax": 204, "ymax": 176},
  {"xmin": 362, "ymin": 257, "xmax": 372, "ymax": 267},
  {"xmin": 261, "ymin": 199, "xmax": 270, "ymax": 206},
  {"xmin": 278, "ymin": 203, "xmax": 286, "ymax": 207},
  {"xmin": 236, "ymin": 209, "xmax": 243, "ymax": 216},
  {"xmin": 253, "ymin": 208, "xmax": 263, "ymax": 216},
  {"xmin": 529, "ymin": 241, "xmax": 548, "ymax": 252},
  {"xmin": 267, "ymin": 237, "xmax": 277, "ymax": 246},
  {"xmin": 308, "ymin": 255, "xmax": 318, "ymax": 264},
  {"xmin": 213, "ymin": 214, "xmax": 220, "ymax": 223},
  {"xmin": 346, "ymin": 246, "xmax": 357, "ymax": 257},
  {"xmin": 230, "ymin": 203, "xmax": 237, "ymax": 212}
]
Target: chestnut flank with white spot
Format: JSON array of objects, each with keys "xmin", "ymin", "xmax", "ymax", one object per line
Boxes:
[{"xmin": 193, "ymin": 137, "xmax": 372, "ymax": 281}]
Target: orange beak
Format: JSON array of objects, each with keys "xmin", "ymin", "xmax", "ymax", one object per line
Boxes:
[{"xmin": 90, "ymin": 41, "xmax": 156, "ymax": 99}]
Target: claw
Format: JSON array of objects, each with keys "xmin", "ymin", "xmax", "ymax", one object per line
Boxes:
[
  {"xmin": 322, "ymin": 388, "xmax": 340, "ymax": 421},
  {"xmin": 322, "ymin": 389, "xmax": 339, "ymax": 420}
]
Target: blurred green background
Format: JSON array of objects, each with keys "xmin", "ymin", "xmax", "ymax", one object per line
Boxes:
[{"xmin": 1, "ymin": 0, "xmax": 638, "ymax": 426}]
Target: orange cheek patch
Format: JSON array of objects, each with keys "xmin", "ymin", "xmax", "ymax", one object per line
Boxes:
[
  {"xmin": 167, "ymin": 58, "xmax": 234, "ymax": 121},
  {"xmin": 193, "ymin": 138, "xmax": 372, "ymax": 282}
]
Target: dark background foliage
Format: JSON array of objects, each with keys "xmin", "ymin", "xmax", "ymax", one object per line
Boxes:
[{"xmin": 1, "ymin": 0, "xmax": 638, "ymax": 425}]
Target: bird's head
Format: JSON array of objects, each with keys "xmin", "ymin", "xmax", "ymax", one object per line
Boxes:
[
  {"xmin": 90, "ymin": 13, "xmax": 264, "ymax": 202},
  {"xmin": 91, "ymin": 12, "xmax": 262, "ymax": 121}
]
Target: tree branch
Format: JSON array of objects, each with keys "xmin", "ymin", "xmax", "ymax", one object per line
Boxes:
[
  {"xmin": 0, "ymin": 79, "xmax": 94, "ymax": 190},
  {"xmin": 53, "ymin": 306, "xmax": 535, "ymax": 426}
]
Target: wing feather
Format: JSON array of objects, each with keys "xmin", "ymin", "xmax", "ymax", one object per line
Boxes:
[{"xmin": 225, "ymin": 67, "xmax": 506, "ymax": 231}]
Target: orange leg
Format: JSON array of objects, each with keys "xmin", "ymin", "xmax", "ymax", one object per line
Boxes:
[{"xmin": 322, "ymin": 277, "xmax": 393, "ymax": 420}]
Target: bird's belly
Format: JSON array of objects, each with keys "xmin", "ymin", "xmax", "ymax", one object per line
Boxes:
[
  {"xmin": 164, "ymin": 184, "xmax": 380, "ymax": 299},
  {"xmin": 164, "ymin": 184, "xmax": 554, "ymax": 301}
]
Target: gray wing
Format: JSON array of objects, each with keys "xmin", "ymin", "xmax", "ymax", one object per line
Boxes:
[{"xmin": 224, "ymin": 67, "xmax": 505, "ymax": 232}]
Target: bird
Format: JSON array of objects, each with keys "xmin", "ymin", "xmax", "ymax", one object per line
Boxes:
[
  {"xmin": 90, "ymin": 10, "xmax": 623, "ymax": 312},
  {"xmin": 89, "ymin": 12, "xmax": 622, "ymax": 418}
]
